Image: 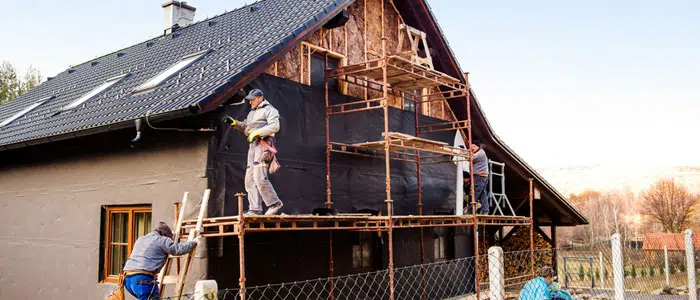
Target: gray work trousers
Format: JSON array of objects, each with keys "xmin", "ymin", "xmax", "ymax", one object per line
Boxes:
[{"xmin": 245, "ymin": 141, "xmax": 281, "ymax": 212}]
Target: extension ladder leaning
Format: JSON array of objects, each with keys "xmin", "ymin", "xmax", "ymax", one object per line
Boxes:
[{"xmin": 157, "ymin": 189, "xmax": 210, "ymax": 298}]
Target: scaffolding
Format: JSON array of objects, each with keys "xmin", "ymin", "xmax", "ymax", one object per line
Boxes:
[
  {"xmin": 316, "ymin": 24, "xmax": 536, "ymax": 299},
  {"xmin": 173, "ymin": 26, "xmax": 536, "ymax": 300}
]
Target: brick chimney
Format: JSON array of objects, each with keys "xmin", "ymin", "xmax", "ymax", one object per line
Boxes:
[{"xmin": 162, "ymin": 1, "xmax": 196, "ymax": 34}]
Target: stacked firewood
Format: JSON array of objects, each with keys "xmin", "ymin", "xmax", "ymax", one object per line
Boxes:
[{"xmin": 475, "ymin": 227, "xmax": 554, "ymax": 284}]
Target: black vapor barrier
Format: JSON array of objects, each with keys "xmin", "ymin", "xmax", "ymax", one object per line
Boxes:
[{"xmin": 208, "ymin": 74, "xmax": 457, "ymax": 217}]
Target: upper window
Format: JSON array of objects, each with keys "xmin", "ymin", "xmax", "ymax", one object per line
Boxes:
[
  {"xmin": 62, "ymin": 74, "xmax": 128, "ymax": 112},
  {"xmin": 0, "ymin": 96, "xmax": 54, "ymax": 127},
  {"xmin": 403, "ymin": 89, "xmax": 421, "ymax": 112},
  {"xmin": 133, "ymin": 50, "xmax": 209, "ymax": 92},
  {"xmin": 102, "ymin": 205, "xmax": 152, "ymax": 283},
  {"xmin": 310, "ymin": 53, "xmax": 340, "ymax": 90}
]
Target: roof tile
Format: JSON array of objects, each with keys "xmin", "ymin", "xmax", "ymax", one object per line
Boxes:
[{"xmin": 0, "ymin": 0, "xmax": 350, "ymax": 148}]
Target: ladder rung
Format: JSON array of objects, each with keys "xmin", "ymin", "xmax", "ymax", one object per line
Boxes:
[{"xmin": 162, "ymin": 275, "xmax": 178, "ymax": 285}]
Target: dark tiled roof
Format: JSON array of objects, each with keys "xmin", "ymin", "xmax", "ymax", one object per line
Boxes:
[{"xmin": 0, "ymin": 0, "xmax": 350, "ymax": 150}]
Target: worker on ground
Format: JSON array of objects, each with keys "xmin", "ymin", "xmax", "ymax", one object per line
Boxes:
[
  {"xmin": 519, "ymin": 266, "xmax": 556, "ymax": 300},
  {"xmin": 121, "ymin": 222, "xmax": 199, "ymax": 300},
  {"xmin": 465, "ymin": 140, "xmax": 489, "ymax": 215},
  {"xmin": 224, "ymin": 88, "xmax": 284, "ymax": 216}
]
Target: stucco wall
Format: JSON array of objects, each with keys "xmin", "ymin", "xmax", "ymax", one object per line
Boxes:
[{"xmin": 0, "ymin": 130, "xmax": 210, "ymax": 299}]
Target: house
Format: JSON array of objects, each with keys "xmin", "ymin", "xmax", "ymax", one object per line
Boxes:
[
  {"xmin": 643, "ymin": 232, "xmax": 699, "ymax": 251},
  {"xmin": 0, "ymin": 0, "xmax": 587, "ymax": 299}
]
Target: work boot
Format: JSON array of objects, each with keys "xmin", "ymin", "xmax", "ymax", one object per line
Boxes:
[
  {"xmin": 264, "ymin": 202, "xmax": 284, "ymax": 216},
  {"xmin": 243, "ymin": 210, "xmax": 262, "ymax": 217}
]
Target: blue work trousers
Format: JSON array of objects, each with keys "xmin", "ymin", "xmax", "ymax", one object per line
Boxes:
[
  {"xmin": 125, "ymin": 274, "xmax": 160, "ymax": 300},
  {"xmin": 472, "ymin": 176, "xmax": 490, "ymax": 214}
]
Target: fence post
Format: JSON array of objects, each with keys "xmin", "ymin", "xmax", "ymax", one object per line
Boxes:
[
  {"xmin": 195, "ymin": 280, "xmax": 218, "ymax": 300},
  {"xmin": 611, "ymin": 233, "xmax": 625, "ymax": 300},
  {"xmin": 599, "ymin": 251, "xmax": 605, "ymax": 289},
  {"xmin": 685, "ymin": 229, "xmax": 697, "ymax": 300},
  {"xmin": 665, "ymin": 245, "xmax": 670, "ymax": 287},
  {"xmin": 488, "ymin": 246, "xmax": 505, "ymax": 300}
]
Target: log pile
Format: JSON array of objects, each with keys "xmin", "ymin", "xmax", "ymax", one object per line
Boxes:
[{"xmin": 476, "ymin": 227, "xmax": 554, "ymax": 284}]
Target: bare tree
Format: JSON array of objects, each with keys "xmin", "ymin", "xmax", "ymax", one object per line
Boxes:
[
  {"xmin": 641, "ymin": 179, "xmax": 699, "ymax": 233},
  {"xmin": 0, "ymin": 62, "xmax": 42, "ymax": 106}
]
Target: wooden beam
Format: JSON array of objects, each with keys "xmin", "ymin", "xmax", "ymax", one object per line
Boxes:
[
  {"xmin": 363, "ymin": 0, "xmax": 368, "ymax": 101},
  {"xmin": 501, "ymin": 226, "xmax": 519, "ymax": 243},
  {"xmin": 534, "ymin": 225, "xmax": 553, "ymax": 246},
  {"xmin": 551, "ymin": 225, "xmax": 558, "ymax": 271}
]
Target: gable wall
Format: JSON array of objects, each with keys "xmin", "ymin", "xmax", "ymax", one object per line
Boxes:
[{"xmin": 264, "ymin": 0, "xmax": 454, "ymax": 121}]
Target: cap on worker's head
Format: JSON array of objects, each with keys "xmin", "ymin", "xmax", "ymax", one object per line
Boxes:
[
  {"xmin": 154, "ymin": 222, "xmax": 174, "ymax": 240},
  {"xmin": 245, "ymin": 89, "xmax": 264, "ymax": 100}
]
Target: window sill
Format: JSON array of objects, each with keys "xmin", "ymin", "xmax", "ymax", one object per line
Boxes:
[{"xmin": 101, "ymin": 276, "xmax": 120, "ymax": 285}]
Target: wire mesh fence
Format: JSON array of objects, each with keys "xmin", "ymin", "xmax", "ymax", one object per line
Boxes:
[
  {"xmin": 216, "ymin": 270, "xmax": 390, "ymax": 300},
  {"xmin": 164, "ymin": 231, "xmax": 697, "ymax": 300}
]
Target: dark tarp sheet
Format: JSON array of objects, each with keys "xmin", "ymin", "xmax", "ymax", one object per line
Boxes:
[
  {"xmin": 205, "ymin": 74, "xmax": 476, "ymax": 293},
  {"xmin": 208, "ymin": 74, "xmax": 457, "ymax": 216}
]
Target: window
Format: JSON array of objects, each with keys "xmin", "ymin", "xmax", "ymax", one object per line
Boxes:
[
  {"xmin": 102, "ymin": 206, "xmax": 152, "ymax": 283},
  {"xmin": 133, "ymin": 50, "xmax": 209, "ymax": 92},
  {"xmin": 434, "ymin": 236, "xmax": 447, "ymax": 262},
  {"xmin": 301, "ymin": 42, "xmax": 346, "ymax": 93},
  {"xmin": 403, "ymin": 89, "xmax": 420, "ymax": 112},
  {"xmin": 310, "ymin": 53, "xmax": 340, "ymax": 90},
  {"xmin": 62, "ymin": 74, "xmax": 128, "ymax": 112},
  {"xmin": 352, "ymin": 232, "xmax": 373, "ymax": 270},
  {"xmin": 0, "ymin": 96, "xmax": 54, "ymax": 127}
]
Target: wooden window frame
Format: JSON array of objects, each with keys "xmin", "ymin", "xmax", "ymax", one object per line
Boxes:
[
  {"xmin": 102, "ymin": 205, "xmax": 152, "ymax": 284},
  {"xmin": 300, "ymin": 41, "xmax": 348, "ymax": 94}
]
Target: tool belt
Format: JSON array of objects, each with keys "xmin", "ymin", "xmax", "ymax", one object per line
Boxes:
[
  {"xmin": 258, "ymin": 137, "xmax": 281, "ymax": 174},
  {"xmin": 106, "ymin": 272, "xmax": 127, "ymax": 300},
  {"xmin": 105, "ymin": 270, "xmax": 157, "ymax": 300}
]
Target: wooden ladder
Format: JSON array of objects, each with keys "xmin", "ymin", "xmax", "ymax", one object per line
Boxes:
[{"xmin": 157, "ymin": 189, "xmax": 210, "ymax": 298}]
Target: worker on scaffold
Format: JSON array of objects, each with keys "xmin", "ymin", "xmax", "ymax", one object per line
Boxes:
[
  {"xmin": 465, "ymin": 140, "xmax": 490, "ymax": 215},
  {"xmin": 224, "ymin": 88, "xmax": 284, "ymax": 216}
]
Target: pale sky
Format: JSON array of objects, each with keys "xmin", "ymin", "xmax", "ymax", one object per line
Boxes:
[{"xmin": 1, "ymin": 0, "xmax": 698, "ymax": 169}]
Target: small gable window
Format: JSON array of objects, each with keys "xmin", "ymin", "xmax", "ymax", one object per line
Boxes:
[
  {"xmin": 133, "ymin": 50, "xmax": 209, "ymax": 93},
  {"xmin": 0, "ymin": 96, "xmax": 55, "ymax": 127},
  {"xmin": 61, "ymin": 74, "xmax": 128, "ymax": 112}
]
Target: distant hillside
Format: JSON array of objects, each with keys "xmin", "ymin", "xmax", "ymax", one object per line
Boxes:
[{"xmin": 537, "ymin": 165, "xmax": 700, "ymax": 196}]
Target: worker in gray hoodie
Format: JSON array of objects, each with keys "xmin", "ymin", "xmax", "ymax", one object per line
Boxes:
[
  {"xmin": 120, "ymin": 222, "xmax": 199, "ymax": 300},
  {"xmin": 467, "ymin": 140, "xmax": 490, "ymax": 215},
  {"xmin": 224, "ymin": 89, "xmax": 284, "ymax": 216}
]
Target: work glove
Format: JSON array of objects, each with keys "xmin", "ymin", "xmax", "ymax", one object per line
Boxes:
[
  {"xmin": 193, "ymin": 237, "xmax": 201, "ymax": 246},
  {"xmin": 247, "ymin": 131, "xmax": 261, "ymax": 143},
  {"xmin": 223, "ymin": 116, "xmax": 237, "ymax": 126}
]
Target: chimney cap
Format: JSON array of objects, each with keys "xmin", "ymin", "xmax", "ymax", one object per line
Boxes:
[{"xmin": 162, "ymin": 1, "xmax": 196, "ymax": 11}]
